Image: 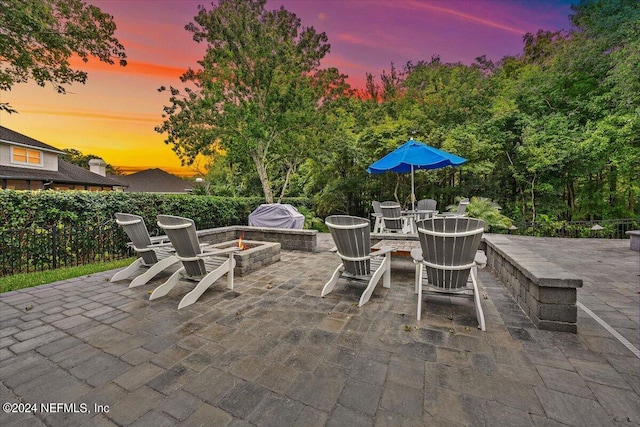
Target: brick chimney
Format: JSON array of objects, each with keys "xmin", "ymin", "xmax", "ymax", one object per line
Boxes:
[{"xmin": 89, "ymin": 158, "xmax": 107, "ymax": 176}]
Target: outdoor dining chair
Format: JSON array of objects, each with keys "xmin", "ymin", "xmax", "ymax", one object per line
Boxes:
[
  {"xmin": 322, "ymin": 215, "xmax": 394, "ymax": 306},
  {"xmin": 411, "ymin": 217, "xmax": 487, "ymax": 330},
  {"xmin": 150, "ymin": 215, "xmax": 239, "ymax": 309},
  {"xmin": 110, "ymin": 213, "xmax": 180, "ymax": 288},
  {"xmin": 371, "ymin": 201, "xmax": 384, "ymax": 233},
  {"xmin": 380, "ymin": 201, "xmax": 412, "ymax": 233},
  {"xmin": 436, "ymin": 198, "xmax": 469, "ymax": 218},
  {"xmin": 415, "ymin": 198, "xmax": 438, "ymax": 220}
]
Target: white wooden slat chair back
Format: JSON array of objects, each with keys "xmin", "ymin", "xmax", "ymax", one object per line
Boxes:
[
  {"xmin": 413, "ymin": 217, "xmax": 487, "ymax": 330},
  {"xmin": 322, "ymin": 215, "xmax": 394, "ymax": 307},
  {"xmin": 111, "ymin": 213, "xmax": 179, "ymax": 287}
]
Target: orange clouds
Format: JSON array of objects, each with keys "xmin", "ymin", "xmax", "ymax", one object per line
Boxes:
[
  {"xmin": 69, "ymin": 56, "xmax": 187, "ymax": 80},
  {"xmin": 18, "ymin": 108, "xmax": 160, "ymax": 124},
  {"xmin": 122, "ymin": 60, "xmax": 188, "ymax": 80}
]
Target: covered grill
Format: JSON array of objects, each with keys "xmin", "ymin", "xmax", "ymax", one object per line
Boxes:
[{"xmin": 248, "ymin": 203, "xmax": 304, "ymax": 229}]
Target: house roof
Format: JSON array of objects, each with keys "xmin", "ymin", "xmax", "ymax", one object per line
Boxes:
[
  {"xmin": 0, "ymin": 160, "xmax": 123, "ymax": 187},
  {"xmin": 111, "ymin": 168, "xmax": 194, "ymax": 193},
  {"xmin": 0, "ymin": 126, "xmax": 65, "ymax": 154},
  {"xmin": 0, "ymin": 126, "xmax": 121, "ymax": 188}
]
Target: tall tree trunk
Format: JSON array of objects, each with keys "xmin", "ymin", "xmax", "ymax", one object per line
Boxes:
[
  {"xmin": 277, "ymin": 162, "xmax": 295, "ymax": 203},
  {"xmin": 530, "ymin": 174, "xmax": 536, "ymax": 223},
  {"xmin": 608, "ymin": 165, "xmax": 618, "ymax": 209},
  {"xmin": 566, "ymin": 177, "xmax": 575, "ymax": 221},
  {"xmin": 252, "ymin": 154, "xmax": 273, "ymax": 203}
]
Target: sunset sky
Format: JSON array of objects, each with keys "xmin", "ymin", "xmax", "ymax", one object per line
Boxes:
[{"xmin": 2, "ymin": 0, "xmax": 574, "ymax": 176}]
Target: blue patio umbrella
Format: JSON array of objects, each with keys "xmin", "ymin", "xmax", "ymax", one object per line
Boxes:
[{"xmin": 367, "ymin": 138, "xmax": 467, "ymax": 211}]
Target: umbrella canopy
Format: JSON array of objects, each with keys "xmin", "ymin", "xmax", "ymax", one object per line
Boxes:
[{"xmin": 367, "ymin": 139, "xmax": 467, "ymax": 210}]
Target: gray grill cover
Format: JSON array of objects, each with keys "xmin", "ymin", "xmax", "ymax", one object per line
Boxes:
[{"xmin": 248, "ymin": 204, "xmax": 305, "ymax": 229}]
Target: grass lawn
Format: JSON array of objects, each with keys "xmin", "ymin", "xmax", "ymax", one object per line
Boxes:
[{"xmin": 0, "ymin": 258, "xmax": 135, "ymax": 294}]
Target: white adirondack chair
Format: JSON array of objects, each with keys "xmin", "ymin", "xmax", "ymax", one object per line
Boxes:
[
  {"xmin": 411, "ymin": 217, "xmax": 487, "ymax": 330},
  {"xmin": 110, "ymin": 213, "xmax": 179, "ymax": 288},
  {"xmin": 322, "ymin": 215, "xmax": 393, "ymax": 306},
  {"xmin": 150, "ymin": 215, "xmax": 239, "ymax": 309}
]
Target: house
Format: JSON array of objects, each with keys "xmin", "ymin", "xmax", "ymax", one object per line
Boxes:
[
  {"xmin": 0, "ymin": 126, "xmax": 123, "ymax": 191},
  {"xmin": 111, "ymin": 168, "xmax": 194, "ymax": 193}
]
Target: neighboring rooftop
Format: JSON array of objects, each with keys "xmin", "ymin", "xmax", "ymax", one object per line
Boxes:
[
  {"xmin": 0, "ymin": 160, "xmax": 122, "ymax": 188},
  {"xmin": 112, "ymin": 168, "xmax": 194, "ymax": 193},
  {"xmin": 0, "ymin": 126, "xmax": 123, "ymax": 190},
  {"xmin": 0, "ymin": 126, "xmax": 64, "ymax": 154}
]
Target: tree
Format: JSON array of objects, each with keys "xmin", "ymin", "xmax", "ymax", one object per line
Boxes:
[
  {"xmin": 0, "ymin": 0, "xmax": 127, "ymax": 113},
  {"xmin": 568, "ymin": 0, "xmax": 640, "ymax": 218},
  {"xmin": 61, "ymin": 148, "xmax": 121, "ymax": 175},
  {"xmin": 506, "ymin": 0, "xmax": 640, "ymax": 220},
  {"xmin": 156, "ymin": 0, "xmax": 347, "ymax": 203},
  {"xmin": 463, "ymin": 197, "xmax": 513, "ymax": 230}
]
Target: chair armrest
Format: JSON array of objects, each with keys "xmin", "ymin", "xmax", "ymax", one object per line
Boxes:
[
  {"xmin": 474, "ymin": 250, "xmax": 487, "ymax": 268},
  {"xmin": 368, "ymin": 245, "xmax": 395, "ymax": 257},
  {"xmin": 410, "ymin": 248, "xmax": 423, "ymax": 262},
  {"xmin": 198, "ymin": 246, "xmax": 241, "ymax": 258},
  {"xmin": 149, "ymin": 236, "xmax": 172, "ymax": 245},
  {"xmin": 148, "ymin": 241, "xmax": 173, "ymax": 248},
  {"xmin": 129, "ymin": 240, "xmax": 172, "ymax": 250}
]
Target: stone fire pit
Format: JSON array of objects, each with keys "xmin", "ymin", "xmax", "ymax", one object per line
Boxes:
[{"xmin": 208, "ymin": 239, "xmax": 281, "ymax": 276}]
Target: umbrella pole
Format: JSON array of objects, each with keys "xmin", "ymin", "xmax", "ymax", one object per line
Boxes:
[{"xmin": 411, "ymin": 165, "xmax": 415, "ymax": 211}]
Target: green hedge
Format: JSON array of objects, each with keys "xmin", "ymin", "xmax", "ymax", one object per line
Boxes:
[{"xmin": 0, "ymin": 190, "xmax": 312, "ymax": 231}]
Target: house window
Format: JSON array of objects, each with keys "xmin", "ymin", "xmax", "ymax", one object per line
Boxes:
[
  {"xmin": 11, "ymin": 146, "xmax": 43, "ymax": 166},
  {"xmin": 4, "ymin": 179, "xmax": 30, "ymax": 190}
]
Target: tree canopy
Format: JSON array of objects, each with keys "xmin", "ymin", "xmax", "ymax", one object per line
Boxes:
[
  {"xmin": 61, "ymin": 148, "xmax": 121, "ymax": 175},
  {"xmin": 156, "ymin": 0, "xmax": 348, "ymax": 203},
  {"xmin": 307, "ymin": 0, "xmax": 638, "ymax": 223},
  {"xmin": 1, "ymin": 0, "xmax": 635, "ymax": 227},
  {"xmin": 0, "ymin": 0, "xmax": 127, "ymax": 113}
]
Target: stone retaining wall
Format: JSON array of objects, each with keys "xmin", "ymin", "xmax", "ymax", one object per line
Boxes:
[
  {"xmin": 197, "ymin": 226, "xmax": 317, "ymax": 252},
  {"xmin": 481, "ymin": 234, "xmax": 583, "ymax": 333},
  {"xmin": 626, "ymin": 230, "xmax": 639, "ymax": 251}
]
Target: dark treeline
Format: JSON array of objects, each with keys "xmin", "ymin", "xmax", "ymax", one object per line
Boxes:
[{"xmin": 160, "ymin": 0, "xmax": 639, "ymax": 223}]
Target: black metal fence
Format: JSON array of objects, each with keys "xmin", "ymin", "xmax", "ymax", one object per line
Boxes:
[
  {"xmin": 0, "ymin": 221, "xmax": 132, "ymax": 277},
  {"xmin": 1, "ymin": 217, "xmax": 636, "ymax": 278},
  {"xmin": 501, "ymin": 218, "xmax": 638, "ymax": 239}
]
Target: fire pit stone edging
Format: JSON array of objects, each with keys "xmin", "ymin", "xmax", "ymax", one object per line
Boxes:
[
  {"xmin": 206, "ymin": 239, "xmax": 281, "ymax": 276},
  {"xmin": 197, "ymin": 225, "xmax": 317, "ymax": 252}
]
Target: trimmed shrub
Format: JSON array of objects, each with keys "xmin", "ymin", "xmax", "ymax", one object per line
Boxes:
[{"xmin": 0, "ymin": 190, "xmax": 311, "ymax": 231}]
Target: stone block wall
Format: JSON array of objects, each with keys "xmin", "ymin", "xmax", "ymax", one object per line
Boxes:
[
  {"xmin": 207, "ymin": 239, "xmax": 281, "ymax": 276},
  {"xmin": 197, "ymin": 226, "xmax": 317, "ymax": 252},
  {"xmin": 626, "ymin": 230, "xmax": 639, "ymax": 251},
  {"xmin": 482, "ymin": 234, "xmax": 583, "ymax": 333}
]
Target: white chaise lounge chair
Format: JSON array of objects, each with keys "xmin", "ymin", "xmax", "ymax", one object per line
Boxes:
[
  {"xmin": 150, "ymin": 215, "xmax": 239, "ymax": 309},
  {"xmin": 322, "ymin": 215, "xmax": 394, "ymax": 306},
  {"xmin": 110, "ymin": 213, "xmax": 179, "ymax": 288},
  {"xmin": 411, "ymin": 217, "xmax": 487, "ymax": 330}
]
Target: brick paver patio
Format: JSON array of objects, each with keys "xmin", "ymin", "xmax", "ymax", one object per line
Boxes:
[{"xmin": 1, "ymin": 234, "xmax": 638, "ymax": 426}]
